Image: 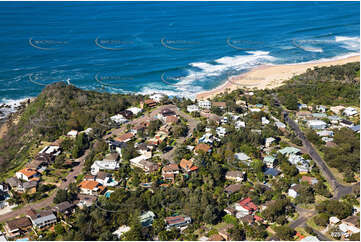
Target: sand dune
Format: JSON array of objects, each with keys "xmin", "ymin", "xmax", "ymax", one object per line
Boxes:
[{"xmin": 196, "ymin": 55, "xmax": 360, "ymax": 100}]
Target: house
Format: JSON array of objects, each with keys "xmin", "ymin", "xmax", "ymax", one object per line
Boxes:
[
  {"xmin": 288, "ymin": 184, "xmax": 302, "ymax": 199},
  {"xmin": 260, "ymin": 200, "xmax": 276, "ymax": 211},
  {"xmin": 107, "ymin": 140, "xmax": 127, "ymax": 156},
  {"xmin": 261, "ymin": 117, "xmax": 270, "ymax": 125},
  {"xmin": 6, "ymin": 177, "xmax": 23, "ymax": 192},
  {"xmin": 263, "ymin": 156, "xmax": 277, "ymax": 168},
  {"xmin": 307, "ymin": 120, "xmax": 327, "ymax": 130},
  {"xmin": 249, "ymin": 108, "xmax": 261, "ymax": 112},
  {"xmin": 328, "ymin": 115, "xmax": 341, "ymax": 124},
  {"xmin": 115, "ymin": 132, "xmax": 134, "ymax": 143},
  {"xmin": 74, "ymin": 194, "xmax": 97, "ymax": 208},
  {"xmin": 53, "ymin": 201, "xmax": 75, "ymax": 216},
  {"xmin": 212, "ymin": 102, "xmax": 226, "ymax": 109},
  {"xmin": 298, "ymin": 104, "xmax": 308, "ymax": 110},
  {"xmin": 235, "ymin": 120, "xmax": 246, "ymax": 129},
  {"xmin": 316, "ymin": 130, "xmax": 334, "ymax": 137},
  {"xmin": 316, "ymin": 105, "xmax": 327, "ymax": 113},
  {"xmin": 278, "ymin": 147, "xmax": 301, "ymax": 156},
  {"xmin": 144, "ymin": 99, "xmax": 157, "ymax": 107},
  {"xmin": 301, "ymin": 176, "xmax": 318, "ymax": 185},
  {"xmin": 234, "ymin": 152, "xmax": 251, "ymax": 166},
  {"xmin": 224, "ymin": 206, "xmax": 237, "ymax": 216},
  {"xmin": 96, "ymin": 172, "xmax": 118, "ymax": 187},
  {"xmin": 301, "ymin": 236, "xmax": 320, "ymax": 242},
  {"xmin": 329, "ymin": 216, "xmax": 340, "ymax": 226},
  {"xmin": 162, "ymin": 164, "xmax": 179, "ymax": 181},
  {"xmin": 3, "ymin": 217, "xmax": 32, "ymax": 238},
  {"xmin": 158, "ymin": 108, "xmax": 176, "ymax": 122},
  {"xmin": 340, "ymin": 119, "xmax": 353, "ymax": 128},
  {"xmin": 179, "ymin": 159, "xmax": 198, "ymax": 173},
  {"xmin": 67, "ymin": 130, "xmax": 78, "ymax": 138},
  {"xmin": 112, "ymin": 225, "xmax": 131, "ymax": 239},
  {"xmin": 275, "ymin": 121, "xmax": 286, "ymax": 129},
  {"xmin": 127, "ymin": 107, "xmax": 142, "ymax": 115},
  {"xmin": 149, "ymin": 93, "xmax": 165, "ymax": 103},
  {"xmin": 119, "ymin": 110, "xmax": 133, "ymax": 119},
  {"xmin": 218, "ymin": 224, "xmax": 234, "ymax": 241},
  {"xmin": 216, "ymin": 127, "xmax": 227, "ymax": 137},
  {"xmin": 22, "ymin": 181, "xmax": 38, "ymax": 194},
  {"xmin": 240, "ymin": 214, "xmax": 255, "ymax": 225},
  {"xmin": 350, "ymin": 125, "xmax": 360, "ymax": 133},
  {"xmin": 236, "ymin": 197, "xmax": 258, "ymax": 214},
  {"xmin": 225, "ymin": 171, "xmax": 245, "ymax": 182},
  {"xmin": 130, "ymin": 156, "xmax": 159, "ymax": 173},
  {"xmin": 208, "ymin": 233, "xmax": 225, "ymax": 241},
  {"xmin": 312, "ymin": 113, "xmax": 327, "ymax": 119},
  {"xmin": 339, "ymin": 216, "xmax": 360, "ymax": 237},
  {"xmin": 15, "ymin": 168, "xmax": 40, "ymax": 182},
  {"xmin": 165, "ymin": 215, "xmax": 191, "ymax": 229},
  {"xmin": 187, "ymin": 105, "xmax": 199, "ymax": 113},
  {"xmin": 343, "ymin": 107, "xmax": 358, "ymax": 116},
  {"xmin": 264, "ymin": 168, "xmax": 280, "ymax": 177},
  {"xmin": 224, "ymin": 184, "xmax": 242, "ymax": 195},
  {"xmin": 195, "ymin": 143, "xmax": 211, "ymax": 153},
  {"xmin": 330, "ymin": 105, "xmax": 345, "ymax": 115},
  {"xmin": 38, "ymin": 145, "xmax": 61, "ymax": 157},
  {"xmin": 297, "ymin": 111, "xmax": 312, "ymax": 118},
  {"xmin": 139, "ymin": 211, "xmax": 156, "ymax": 227},
  {"xmin": 199, "ymin": 133, "xmax": 214, "ymax": 144},
  {"xmin": 78, "ymin": 180, "xmax": 105, "ymax": 195},
  {"xmin": 165, "ymin": 115, "xmax": 179, "ymax": 124},
  {"xmin": 110, "ymin": 114, "xmax": 128, "ymax": 125},
  {"xmin": 265, "ymin": 137, "xmax": 276, "ymax": 148},
  {"xmin": 26, "ymin": 209, "xmax": 57, "ymax": 229},
  {"xmin": 288, "ymin": 154, "xmax": 310, "ymax": 173},
  {"xmin": 91, "ymin": 159, "xmax": 119, "ymax": 175},
  {"xmin": 198, "ymin": 100, "xmax": 211, "ymax": 109}
]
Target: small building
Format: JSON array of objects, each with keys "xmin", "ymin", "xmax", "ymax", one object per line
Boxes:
[
  {"xmin": 114, "ymin": 132, "xmax": 134, "ymax": 143},
  {"xmin": 225, "ymin": 171, "xmax": 245, "ymax": 183},
  {"xmin": 263, "ymin": 156, "xmax": 277, "ymax": 168},
  {"xmin": 307, "ymin": 120, "xmax": 327, "ymax": 130},
  {"xmin": 91, "ymin": 159, "xmax": 119, "ymax": 175},
  {"xmin": 112, "ymin": 225, "xmax": 131, "ymax": 239},
  {"xmin": 329, "ymin": 216, "xmax": 340, "ymax": 226},
  {"xmin": 110, "ymin": 114, "xmax": 128, "ymax": 124},
  {"xmin": 288, "ymin": 184, "xmax": 301, "ymax": 199},
  {"xmin": 187, "ymin": 105, "xmax": 199, "ymax": 113},
  {"xmin": 144, "ymin": 99, "xmax": 157, "ymax": 107},
  {"xmin": 139, "ymin": 211, "xmax": 156, "ymax": 227},
  {"xmin": 261, "ymin": 117, "xmax": 270, "ymax": 125},
  {"xmin": 179, "ymin": 159, "xmax": 198, "ymax": 173},
  {"xmin": 53, "ymin": 201, "xmax": 75, "ymax": 216},
  {"xmin": 3, "ymin": 217, "xmax": 32, "ymax": 238},
  {"xmin": 78, "ymin": 180, "xmax": 105, "ymax": 195},
  {"xmin": 195, "ymin": 143, "xmax": 211, "ymax": 153},
  {"xmin": 127, "ymin": 107, "xmax": 142, "ymax": 115},
  {"xmin": 15, "ymin": 168, "xmax": 40, "ymax": 182},
  {"xmin": 75, "ymin": 194, "xmax": 97, "ymax": 208},
  {"xmin": 67, "ymin": 130, "xmax": 78, "ymax": 138},
  {"xmin": 26, "ymin": 209, "xmax": 57, "ymax": 229},
  {"xmin": 212, "ymin": 102, "xmax": 226, "ymax": 109},
  {"xmin": 224, "ymin": 184, "xmax": 242, "ymax": 195},
  {"xmin": 340, "ymin": 119, "xmax": 353, "ymax": 128},
  {"xmin": 339, "ymin": 216, "xmax": 360, "ymax": 237},
  {"xmin": 330, "ymin": 105, "xmax": 345, "ymax": 115},
  {"xmin": 265, "ymin": 137, "xmax": 276, "ymax": 148},
  {"xmin": 149, "ymin": 93, "xmax": 165, "ymax": 103},
  {"xmin": 316, "ymin": 130, "xmax": 334, "ymax": 137},
  {"xmin": 343, "ymin": 107, "xmax": 358, "ymax": 116},
  {"xmin": 275, "ymin": 121, "xmax": 286, "ymax": 129},
  {"xmin": 198, "ymin": 100, "xmax": 211, "ymax": 110},
  {"xmin": 235, "ymin": 120, "xmax": 246, "ymax": 129},
  {"xmin": 278, "ymin": 147, "xmax": 301, "ymax": 156},
  {"xmin": 264, "ymin": 168, "xmax": 280, "ymax": 177},
  {"xmin": 300, "ymin": 176, "xmax": 318, "ymax": 185},
  {"xmin": 165, "ymin": 215, "xmax": 191, "ymax": 229}
]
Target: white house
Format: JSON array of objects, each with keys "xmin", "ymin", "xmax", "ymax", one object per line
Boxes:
[
  {"xmin": 275, "ymin": 121, "xmax": 286, "ymax": 129},
  {"xmin": 261, "ymin": 117, "xmax": 270, "ymax": 125},
  {"xmin": 235, "ymin": 120, "xmax": 246, "ymax": 129},
  {"xmin": 216, "ymin": 127, "xmax": 227, "ymax": 137},
  {"xmin": 198, "ymin": 100, "xmax": 211, "ymax": 109},
  {"xmin": 39, "ymin": 145, "xmax": 61, "ymax": 157},
  {"xmin": 329, "ymin": 216, "xmax": 340, "ymax": 226},
  {"xmin": 316, "ymin": 130, "xmax": 334, "ymax": 137},
  {"xmin": 110, "ymin": 114, "xmax": 128, "ymax": 124},
  {"xmin": 307, "ymin": 120, "xmax": 327, "ymax": 130},
  {"xmin": 249, "ymin": 108, "xmax": 261, "ymax": 112},
  {"xmin": 67, "ymin": 130, "xmax": 78, "ymax": 138},
  {"xmin": 288, "ymin": 184, "xmax": 301, "ymax": 198},
  {"xmin": 91, "ymin": 160, "xmax": 119, "ymax": 175},
  {"xmin": 127, "ymin": 107, "xmax": 142, "ymax": 115},
  {"xmin": 316, "ymin": 105, "xmax": 327, "ymax": 113},
  {"xmin": 187, "ymin": 105, "xmax": 199, "ymax": 113},
  {"xmin": 150, "ymin": 93, "xmax": 165, "ymax": 103},
  {"xmin": 263, "ymin": 156, "xmax": 277, "ymax": 168},
  {"xmin": 343, "ymin": 107, "xmax": 358, "ymax": 116},
  {"xmin": 225, "ymin": 171, "xmax": 245, "ymax": 182},
  {"xmin": 265, "ymin": 137, "xmax": 276, "ymax": 148},
  {"xmin": 113, "ymin": 225, "xmax": 131, "ymax": 239}
]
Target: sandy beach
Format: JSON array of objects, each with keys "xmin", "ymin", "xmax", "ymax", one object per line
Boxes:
[{"xmin": 196, "ymin": 55, "xmax": 360, "ymax": 100}]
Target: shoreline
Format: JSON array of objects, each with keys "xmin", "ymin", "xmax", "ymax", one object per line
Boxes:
[{"xmin": 196, "ymin": 55, "xmax": 360, "ymax": 100}]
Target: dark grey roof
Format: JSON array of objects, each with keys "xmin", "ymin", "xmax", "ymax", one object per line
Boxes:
[
  {"xmin": 54, "ymin": 201, "xmax": 74, "ymax": 213},
  {"xmin": 264, "ymin": 168, "xmax": 280, "ymax": 176}
]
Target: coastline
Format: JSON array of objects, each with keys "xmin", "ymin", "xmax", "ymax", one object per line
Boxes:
[{"xmin": 196, "ymin": 55, "xmax": 360, "ymax": 100}]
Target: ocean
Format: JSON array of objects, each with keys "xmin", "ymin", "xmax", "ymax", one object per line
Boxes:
[{"xmin": 0, "ymin": 1, "xmax": 359, "ymax": 115}]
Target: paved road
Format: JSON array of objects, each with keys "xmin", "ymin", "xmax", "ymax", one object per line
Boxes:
[{"xmin": 0, "ymin": 150, "xmax": 88, "ymax": 223}]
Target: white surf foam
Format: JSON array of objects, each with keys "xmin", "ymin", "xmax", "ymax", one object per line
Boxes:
[{"xmin": 335, "ymin": 36, "xmax": 360, "ymax": 51}]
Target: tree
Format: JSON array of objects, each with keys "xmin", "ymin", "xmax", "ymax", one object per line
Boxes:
[
  {"xmin": 313, "ymin": 213, "xmax": 329, "ymax": 227},
  {"xmin": 53, "ymin": 189, "xmax": 68, "ymax": 204},
  {"xmin": 274, "ymin": 225, "xmax": 296, "ymax": 240}
]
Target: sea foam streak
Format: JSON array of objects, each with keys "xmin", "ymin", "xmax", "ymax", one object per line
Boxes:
[{"xmin": 335, "ymin": 36, "xmax": 360, "ymax": 51}]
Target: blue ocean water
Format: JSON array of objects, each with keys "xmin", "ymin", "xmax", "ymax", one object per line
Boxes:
[{"xmin": 0, "ymin": 1, "xmax": 359, "ymax": 108}]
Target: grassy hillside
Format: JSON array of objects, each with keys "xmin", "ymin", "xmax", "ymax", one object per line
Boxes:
[{"xmin": 0, "ymin": 82, "xmax": 142, "ymax": 174}]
